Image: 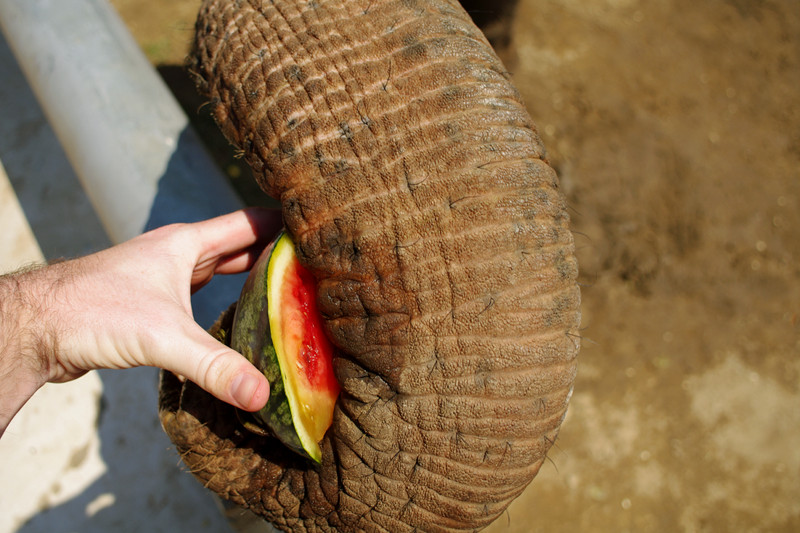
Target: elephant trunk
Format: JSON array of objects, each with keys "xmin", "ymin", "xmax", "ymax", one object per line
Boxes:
[{"xmin": 161, "ymin": 0, "xmax": 580, "ymax": 531}]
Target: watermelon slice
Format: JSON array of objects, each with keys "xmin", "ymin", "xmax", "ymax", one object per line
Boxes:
[{"xmin": 231, "ymin": 230, "xmax": 339, "ymax": 463}]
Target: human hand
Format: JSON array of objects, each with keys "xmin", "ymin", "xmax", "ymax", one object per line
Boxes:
[{"xmin": 0, "ymin": 208, "xmax": 280, "ymax": 434}]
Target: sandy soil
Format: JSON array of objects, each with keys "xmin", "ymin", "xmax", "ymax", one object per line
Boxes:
[{"xmin": 111, "ymin": 0, "xmax": 800, "ymax": 531}]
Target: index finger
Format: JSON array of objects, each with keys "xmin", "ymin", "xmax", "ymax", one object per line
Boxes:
[{"xmin": 192, "ymin": 207, "xmax": 283, "ymax": 266}]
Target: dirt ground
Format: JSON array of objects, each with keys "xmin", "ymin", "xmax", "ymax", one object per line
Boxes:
[{"xmin": 111, "ymin": 0, "xmax": 799, "ymax": 531}]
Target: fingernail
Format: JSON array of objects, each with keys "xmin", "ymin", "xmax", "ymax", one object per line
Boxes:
[{"xmin": 230, "ymin": 372, "xmax": 263, "ymax": 410}]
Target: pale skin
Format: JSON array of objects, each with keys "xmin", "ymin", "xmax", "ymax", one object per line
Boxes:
[{"xmin": 0, "ymin": 208, "xmax": 279, "ymax": 437}]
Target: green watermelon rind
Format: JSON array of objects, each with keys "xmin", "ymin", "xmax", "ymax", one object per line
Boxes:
[{"xmin": 230, "ymin": 231, "xmax": 314, "ymax": 462}]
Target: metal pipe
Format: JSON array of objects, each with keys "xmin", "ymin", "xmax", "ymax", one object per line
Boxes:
[
  {"xmin": 0, "ymin": 0, "xmax": 247, "ymax": 326},
  {"xmin": 0, "ymin": 0, "xmax": 243, "ymax": 241}
]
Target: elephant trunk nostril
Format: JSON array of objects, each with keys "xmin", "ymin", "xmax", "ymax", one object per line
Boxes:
[{"xmin": 161, "ymin": 0, "xmax": 580, "ymax": 531}]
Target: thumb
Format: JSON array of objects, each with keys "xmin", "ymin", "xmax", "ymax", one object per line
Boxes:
[{"xmin": 164, "ymin": 323, "xmax": 270, "ymax": 412}]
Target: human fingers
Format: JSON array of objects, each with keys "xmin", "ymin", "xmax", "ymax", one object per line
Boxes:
[
  {"xmin": 154, "ymin": 317, "xmax": 270, "ymax": 411},
  {"xmin": 191, "ymin": 207, "xmax": 282, "ymax": 266},
  {"xmin": 188, "ymin": 208, "xmax": 283, "ymax": 290},
  {"xmin": 209, "ymin": 247, "xmax": 264, "ymax": 275}
]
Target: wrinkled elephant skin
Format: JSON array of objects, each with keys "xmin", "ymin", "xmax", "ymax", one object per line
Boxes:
[{"xmin": 158, "ymin": 0, "xmax": 581, "ymax": 531}]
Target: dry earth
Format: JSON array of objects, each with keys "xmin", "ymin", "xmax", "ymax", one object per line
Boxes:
[{"xmin": 111, "ymin": 0, "xmax": 800, "ymax": 531}]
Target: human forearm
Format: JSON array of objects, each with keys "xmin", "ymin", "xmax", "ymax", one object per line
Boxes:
[{"xmin": 0, "ymin": 266, "xmax": 54, "ymax": 435}]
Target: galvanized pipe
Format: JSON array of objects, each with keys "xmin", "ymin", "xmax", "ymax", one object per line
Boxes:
[
  {"xmin": 0, "ymin": 0, "xmax": 243, "ymax": 241},
  {"xmin": 0, "ymin": 0, "xmax": 247, "ymax": 326}
]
